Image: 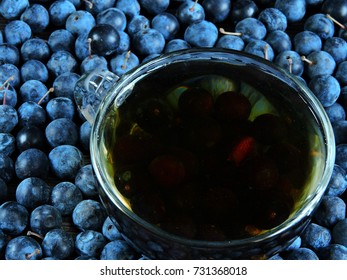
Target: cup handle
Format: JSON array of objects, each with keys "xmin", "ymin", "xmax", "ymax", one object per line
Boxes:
[{"xmin": 74, "ymin": 69, "xmax": 119, "ymax": 124}]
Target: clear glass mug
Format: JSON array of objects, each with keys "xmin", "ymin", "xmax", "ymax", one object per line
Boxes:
[{"xmin": 74, "ymin": 49, "xmax": 335, "ymax": 259}]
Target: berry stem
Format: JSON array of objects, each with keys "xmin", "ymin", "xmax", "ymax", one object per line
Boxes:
[
  {"xmin": 83, "ymin": 0, "xmax": 93, "ymax": 9},
  {"xmin": 189, "ymin": 0, "xmax": 199, "ymax": 12},
  {"xmin": 2, "ymin": 83, "xmax": 10, "ymax": 105},
  {"xmin": 219, "ymin": 28, "xmax": 242, "ymax": 36},
  {"xmin": 326, "ymin": 14, "xmax": 346, "ymax": 30},
  {"xmin": 300, "ymin": 55, "xmax": 314, "ymax": 65},
  {"xmin": 121, "ymin": 50, "xmax": 131, "ymax": 70},
  {"xmin": 25, "ymin": 249, "xmax": 41, "ymax": 260},
  {"xmin": 87, "ymin": 37, "xmax": 92, "ymax": 59},
  {"xmin": 286, "ymin": 56, "xmax": 293, "ymax": 74},
  {"xmin": 37, "ymin": 87, "xmax": 54, "ymax": 105},
  {"xmin": 0, "ymin": 76, "xmax": 15, "ymax": 91},
  {"xmin": 27, "ymin": 230, "xmax": 44, "ymax": 240}
]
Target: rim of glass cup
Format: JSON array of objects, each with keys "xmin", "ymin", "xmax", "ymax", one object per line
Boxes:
[{"xmin": 90, "ymin": 48, "xmax": 336, "ymax": 249}]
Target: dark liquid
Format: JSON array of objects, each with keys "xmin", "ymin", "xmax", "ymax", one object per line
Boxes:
[{"xmin": 103, "ymin": 64, "xmax": 324, "ymax": 241}]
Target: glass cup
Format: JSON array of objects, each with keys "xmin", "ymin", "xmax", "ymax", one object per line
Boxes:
[{"xmin": 75, "ymin": 49, "xmax": 335, "ymax": 259}]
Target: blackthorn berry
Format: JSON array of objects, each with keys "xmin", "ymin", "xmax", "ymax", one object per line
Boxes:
[
  {"xmin": 50, "ymin": 181, "xmax": 83, "ymax": 216},
  {"xmin": 30, "ymin": 204, "xmax": 63, "ymax": 236},
  {"xmin": 48, "ymin": 145, "xmax": 84, "ymax": 179},
  {"xmin": 75, "ymin": 230, "xmax": 107, "ymax": 258},
  {"xmin": 5, "ymin": 236, "xmax": 42, "ymax": 260},
  {"xmin": 72, "ymin": 199, "xmax": 107, "ymax": 231},
  {"xmin": 42, "ymin": 228, "xmax": 74, "ymax": 259},
  {"xmin": 15, "ymin": 177, "xmax": 51, "ymax": 210},
  {"xmin": 0, "ymin": 201, "xmax": 29, "ymax": 236}
]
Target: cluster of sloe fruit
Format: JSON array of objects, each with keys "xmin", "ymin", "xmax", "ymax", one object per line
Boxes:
[{"xmin": 0, "ymin": 0, "xmax": 347, "ymax": 260}]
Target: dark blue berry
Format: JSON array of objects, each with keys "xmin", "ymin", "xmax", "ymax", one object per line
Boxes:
[
  {"xmin": 308, "ymin": 74, "xmax": 340, "ymax": 107},
  {"xmin": 65, "ymin": 10, "xmax": 96, "ymax": 36},
  {"xmin": 0, "ymin": 201, "xmax": 29, "ymax": 236},
  {"xmin": 88, "ymin": 24, "xmax": 120, "ymax": 56},
  {"xmin": 75, "ymin": 230, "xmax": 107, "ymax": 257},
  {"xmin": 100, "ymin": 240, "xmax": 138, "ymax": 260},
  {"xmin": 265, "ymin": 30, "xmax": 292, "ymax": 54},
  {"xmin": 0, "ymin": 44, "xmax": 20, "ymax": 66},
  {"xmin": 80, "ymin": 55, "xmax": 108, "ymax": 74},
  {"xmin": 30, "ymin": 204, "xmax": 63, "ymax": 236},
  {"xmin": 20, "ymin": 59, "xmax": 49, "ymax": 83},
  {"xmin": 127, "ymin": 15, "xmax": 150, "ymax": 38},
  {"xmin": 293, "ymin": 31, "xmax": 322, "ymax": 56},
  {"xmin": 176, "ymin": 0, "xmax": 205, "ymax": 26},
  {"xmin": 0, "ymin": 63, "xmax": 20, "ymax": 88},
  {"xmin": 318, "ymin": 244, "xmax": 347, "ymax": 260},
  {"xmin": 323, "ymin": 37, "xmax": 347, "ymax": 64},
  {"xmin": 115, "ymin": 0, "xmax": 140, "ymax": 19},
  {"xmin": 109, "ymin": 51, "xmax": 139, "ymax": 76},
  {"xmin": 274, "ymin": 50, "xmax": 304, "ymax": 76},
  {"xmin": 15, "ymin": 148, "xmax": 50, "ymax": 180},
  {"xmin": 286, "ymin": 247, "xmax": 319, "ymax": 260},
  {"xmin": 48, "ymin": 145, "xmax": 84, "ymax": 179},
  {"xmin": 102, "ymin": 217, "xmax": 122, "ymax": 241},
  {"xmin": 15, "ymin": 177, "xmax": 51, "ymax": 210},
  {"xmin": 5, "ymin": 236, "xmax": 42, "ymax": 260},
  {"xmin": 0, "ymin": 0, "xmax": 29, "ymax": 20},
  {"xmin": 139, "ymin": 0, "xmax": 170, "ymax": 15},
  {"xmin": 235, "ymin": 18, "xmax": 267, "ymax": 43},
  {"xmin": 304, "ymin": 13, "xmax": 335, "ymax": 40},
  {"xmin": 50, "ymin": 181, "xmax": 83, "ymax": 216},
  {"xmin": 164, "ymin": 38, "xmax": 192, "ymax": 53},
  {"xmin": 314, "ymin": 196, "xmax": 346, "ymax": 228},
  {"xmin": 72, "ymin": 199, "xmax": 107, "ymax": 231},
  {"xmin": 152, "ymin": 12, "xmax": 180, "ymax": 41},
  {"xmin": 49, "ymin": 0, "xmax": 76, "ymax": 27},
  {"xmin": 4, "ymin": 20, "xmax": 32, "ymax": 47},
  {"xmin": 0, "ymin": 105, "xmax": 18, "ymax": 133},
  {"xmin": 325, "ymin": 164, "xmax": 347, "ymax": 197},
  {"xmin": 48, "ymin": 29, "xmax": 75, "ymax": 53},
  {"xmin": 215, "ymin": 35, "xmax": 244, "ymax": 51},
  {"xmin": 96, "ymin": 8, "xmax": 127, "ymax": 32},
  {"xmin": 47, "ymin": 50, "xmax": 78, "ymax": 77},
  {"xmin": 46, "ymin": 97, "xmax": 75, "ymax": 121},
  {"xmin": 75, "ymin": 164, "xmax": 99, "ymax": 198},
  {"xmin": 202, "ymin": 0, "xmax": 231, "ymax": 23},
  {"xmin": 52, "ymin": 72, "xmax": 80, "ymax": 100},
  {"xmin": 258, "ymin": 7, "xmax": 287, "ymax": 32},
  {"xmin": 19, "ymin": 80, "xmax": 49, "ymax": 105},
  {"xmin": 304, "ymin": 51, "xmax": 336, "ymax": 79},
  {"xmin": 21, "ymin": 38, "xmax": 50, "ymax": 62},
  {"xmin": 45, "ymin": 118, "xmax": 78, "ymax": 147},
  {"xmin": 244, "ymin": 39, "xmax": 275, "ymax": 61},
  {"xmin": 301, "ymin": 223, "xmax": 331, "ymax": 251},
  {"xmin": 84, "ymin": 0, "xmax": 116, "ymax": 15},
  {"xmin": 79, "ymin": 120, "xmax": 91, "ymax": 151},
  {"xmin": 184, "ymin": 20, "xmax": 218, "ymax": 47},
  {"xmin": 0, "ymin": 133, "xmax": 15, "ymax": 156},
  {"xmin": 133, "ymin": 28, "xmax": 166, "ymax": 56},
  {"xmin": 230, "ymin": 0, "xmax": 259, "ymax": 24},
  {"xmin": 41, "ymin": 229, "xmax": 74, "ymax": 259},
  {"xmin": 274, "ymin": 0, "xmax": 306, "ymax": 23},
  {"xmin": 17, "ymin": 101, "xmax": 47, "ymax": 128},
  {"xmin": 20, "ymin": 4, "xmax": 49, "ymax": 33},
  {"xmin": 0, "ymin": 64, "xmax": 20, "ymax": 88},
  {"xmin": 325, "ymin": 103, "xmax": 346, "ymax": 123}
]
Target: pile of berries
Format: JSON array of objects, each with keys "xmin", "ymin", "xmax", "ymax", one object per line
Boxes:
[{"xmin": 0, "ymin": 0, "xmax": 347, "ymax": 260}]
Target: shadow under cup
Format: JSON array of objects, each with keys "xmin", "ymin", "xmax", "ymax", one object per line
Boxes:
[{"xmin": 89, "ymin": 49, "xmax": 335, "ymax": 259}]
